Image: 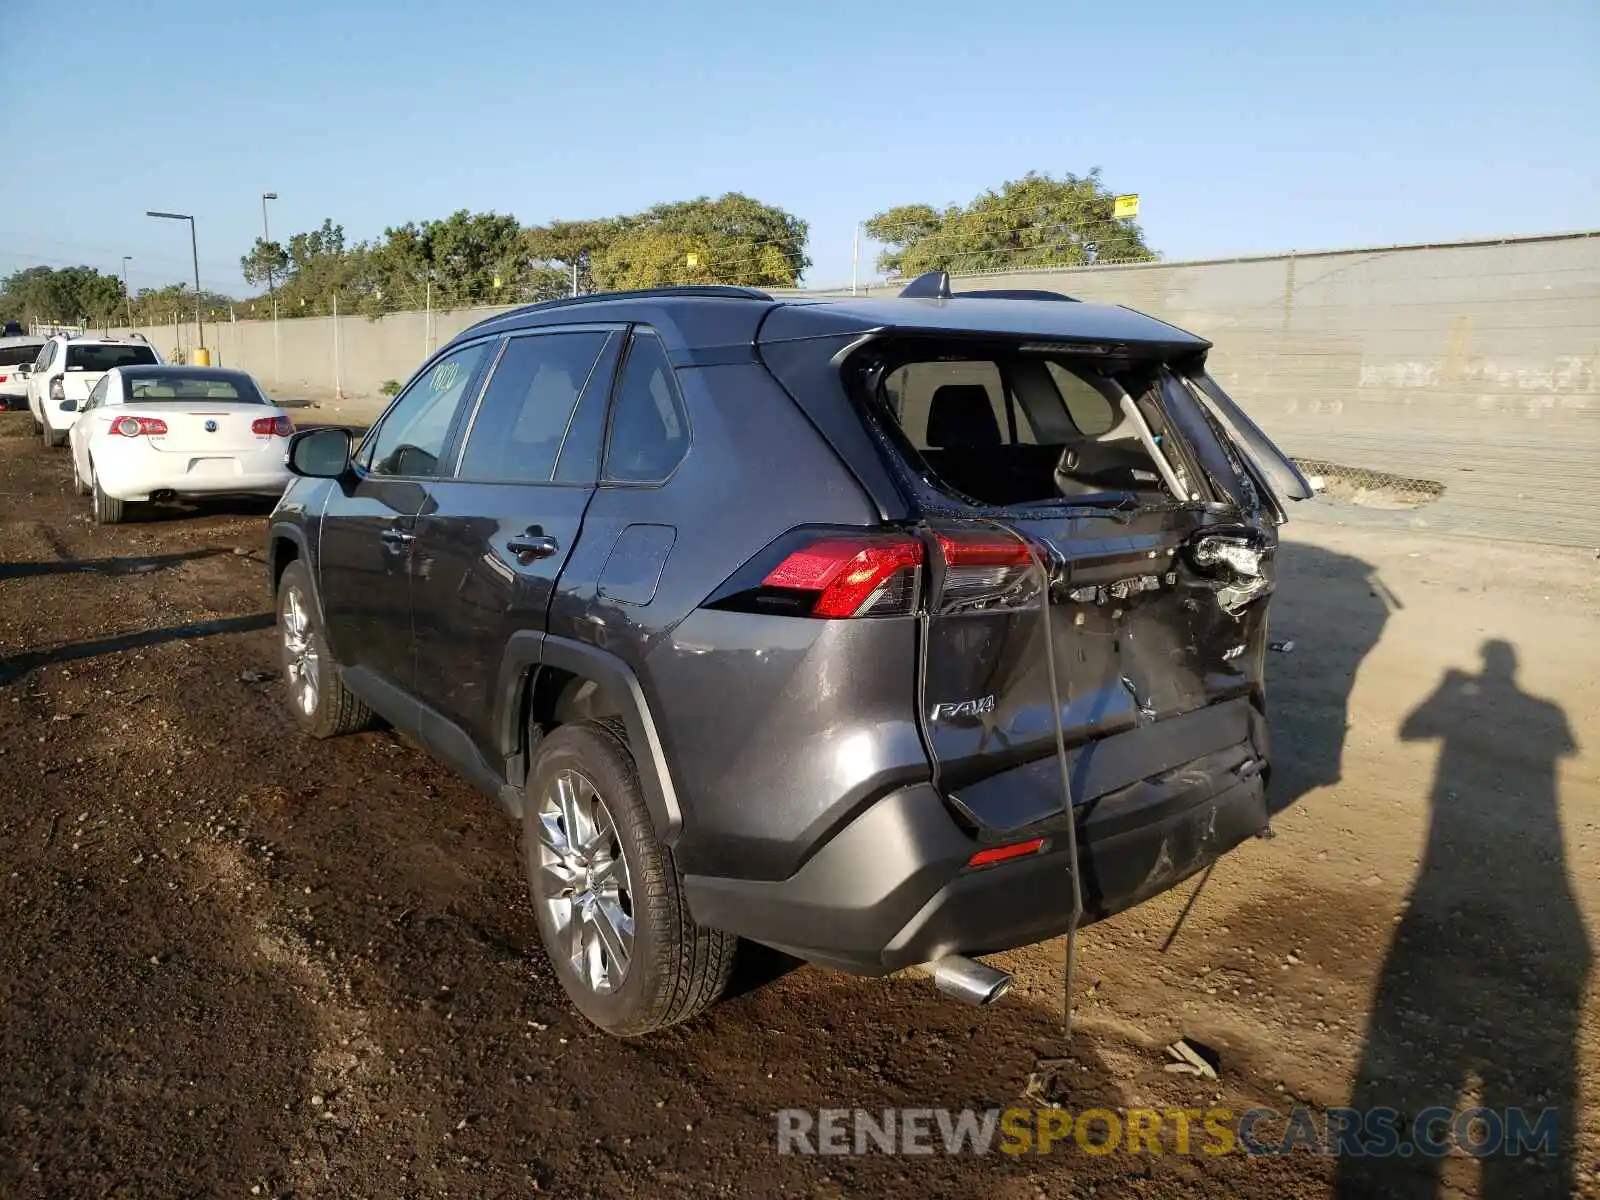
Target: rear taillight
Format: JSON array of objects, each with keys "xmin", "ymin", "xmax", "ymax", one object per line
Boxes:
[
  {"xmin": 933, "ymin": 528, "xmax": 1042, "ymax": 614},
  {"xmin": 252, "ymin": 415, "xmax": 293, "ymax": 437},
  {"xmin": 764, "ymin": 537, "xmax": 924, "ymax": 617},
  {"xmin": 0, "ymin": 374, "xmax": 8, "ymax": 383},
  {"xmin": 49, "ymin": 377, "xmax": 64, "ymax": 401},
  {"xmin": 112, "ymin": 416, "xmax": 168, "ymax": 437}
]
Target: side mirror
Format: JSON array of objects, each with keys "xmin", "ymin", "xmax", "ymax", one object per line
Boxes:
[
  {"xmin": 286, "ymin": 426, "xmax": 353, "ymax": 478},
  {"xmin": 58, "ymin": 398, "xmax": 78, "ymax": 413}
]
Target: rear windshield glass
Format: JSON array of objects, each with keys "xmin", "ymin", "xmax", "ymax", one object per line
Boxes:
[
  {"xmin": 0, "ymin": 344, "xmax": 43, "ymax": 366},
  {"xmin": 66, "ymin": 344, "xmax": 158, "ymax": 372},
  {"xmin": 856, "ymin": 341, "xmax": 1175, "ymax": 507},
  {"xmin": 126, "ymin": 372, "xmax": 264, "ymax": 403}
]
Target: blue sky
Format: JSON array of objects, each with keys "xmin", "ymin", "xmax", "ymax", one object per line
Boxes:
[{"xmin": 1, "ymin": 0, "xmax": 1595, "ymax": 295}]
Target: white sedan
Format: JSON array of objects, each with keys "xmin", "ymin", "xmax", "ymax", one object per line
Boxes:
[{"xmin": 67, "ymin": 365, "xmax": 295, "ymax": 524}]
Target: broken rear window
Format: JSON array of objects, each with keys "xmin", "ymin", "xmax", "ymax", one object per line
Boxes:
[{"xmin": 854, "ymin": 340, "xmax": 1175, "ymax": 508}]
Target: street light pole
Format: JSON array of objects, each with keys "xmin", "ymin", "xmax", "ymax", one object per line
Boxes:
[
  {"xmin": 261, "ymin": 192, "xmax": 278, "ymax": 306},
  {"xmin": 121, "ymin": 256, "xmax": 133, "ymax": 329},
  {"xmin": 146, "ymin": 210, "xmax": 204, "ymax": 355},
  {"xmin": 262, "ymin": 191, "xmax": 280, "ymax": 382}
]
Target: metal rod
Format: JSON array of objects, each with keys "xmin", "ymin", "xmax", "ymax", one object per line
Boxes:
[
  {"xmin": 1026, "ymin": 535, "xmax": 1084, "ymax": 1035},
  {"xmin": 851, "ymin": 223, "xmax": 861, "ymax": 296},
  {"xmin": 121, "ymin": 256, "xmax": 133, "ymax": 330}
]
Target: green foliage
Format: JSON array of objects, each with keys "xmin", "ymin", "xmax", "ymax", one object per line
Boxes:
[
  {"xmin": 865, "ymin": 170, "xmax": 1154, "ymax": 276},
  {"xmin": 0, "ymin": 265, "xmax": 127, "ymax": 326},
  {"xmin": 240, "ymin": 239, "xmax": 290, "ymax": 289},
  {"xmin": 588, "ymin": 194, "xmax": 809, "ymax": 291},
  {"xmin": 2, "ymin": 193, "xmax": 811, "ymax": 330},
  {"xmin": 378, "ymin": 378, "xmax": 401, "ymax": 396}
]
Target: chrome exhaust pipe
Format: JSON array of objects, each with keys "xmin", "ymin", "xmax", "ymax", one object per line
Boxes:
[
  {"xmin": 926, "ymin": 955, "xmax": 1012, "ymax": 1007},
  {"xmin": 150, "ymin": 488, "xmax": 176, "ymax": 502}
]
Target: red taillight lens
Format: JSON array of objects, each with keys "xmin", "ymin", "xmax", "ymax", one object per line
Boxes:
[
  {"xmin": 762, "ymin": 537, "xmax": 924, "ymax": 618},
  {"xmin": 252, "ymin": 414, "xmax": 293, "ymax": 436},
  {"xmin": 112, "ymin": 416, "xmax": 168, "ymax": 437},
  {"xmin": 967, "ymin": 837, "xmax": 1047, "ymax": 869},
  {"xmin": 933, "ymin": 528, "xmax": 1041, "ymax": 614}
]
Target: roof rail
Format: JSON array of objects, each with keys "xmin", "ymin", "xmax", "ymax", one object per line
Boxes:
[
  {"xmin": 461, "ymin": 284, "xmax": 774, "ymax": 336},
  {"xmin": 898, "ymin": 270, "xmax": 951, "ymax": 299},
  {"xmin": 956, "ymin": 288, "xmax": 1079, "ymax": 303}
]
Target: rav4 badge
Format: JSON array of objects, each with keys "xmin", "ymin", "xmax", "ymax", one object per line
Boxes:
[{"xmin": 930, "ymin": 695, "xmax": 996, "ymax": 721}]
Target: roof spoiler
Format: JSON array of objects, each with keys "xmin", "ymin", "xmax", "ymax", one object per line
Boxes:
[{"xmin": 898, "ymin": 271, "xmax": 1078, "ymax": 303}]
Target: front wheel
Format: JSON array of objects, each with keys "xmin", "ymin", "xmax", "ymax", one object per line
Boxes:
[
  {"xmin": 276, "ymin": 560, "xmax": 374, "ymax": 738},
  {"xmin": 71, "ymin": 453, "xmax": 89, "ymax": 496},
  {"xmin": 525, "ymin": 722, "xmax": 735, "ymax": 1036},
  {"xmin": 41, "ymin": 419, "xmax": 65, "ymax": 449}
]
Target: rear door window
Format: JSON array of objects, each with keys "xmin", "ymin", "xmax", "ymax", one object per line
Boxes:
[
  {"xmin": 456, "ymin": 331, "xmax": 610, "ymax": 483},
  {"xmin": 603, "ymin": 331, "xmax": 689, "ymax": 484}
]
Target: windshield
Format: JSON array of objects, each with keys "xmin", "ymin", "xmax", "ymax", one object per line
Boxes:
[
  {"xmin": 0, "ymin": 343, "xmax": 43, "ymax": 366},
  {"xmin": 66, "ymin": 344, "xmax": 159, "ymax": 372},
  {"xmin": 125, "ymin": 371, "xmax": 265, "ymax": 403}
]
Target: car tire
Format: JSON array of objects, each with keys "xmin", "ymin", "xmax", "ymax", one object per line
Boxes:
[
  {"xmin": 276, "ymin": 560, "xmax": 374, "ymax": 738},
  {"xmin": 71, "ymin": 455, "xmax": 90, "ymax": 497},
  {"xmin": 91, "ymin": 474, "xmax": 125, "ymax": 525},
  {"xmin": 524, "ymin": 721, "xmax": 735, "ymax": 1037},
  {"xmin": 42, "ymin": 419, "xmax": 65, "ymax": 449}
]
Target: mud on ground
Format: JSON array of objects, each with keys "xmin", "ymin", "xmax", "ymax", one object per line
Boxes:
[{"xmin": 1, "ymin": 409, "xmax": 1596, "ymax": 1199}]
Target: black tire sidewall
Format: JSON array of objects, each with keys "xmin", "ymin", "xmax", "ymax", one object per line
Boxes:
[{"xmin": 524, "ymin": 725, "xmax": 665, "ymax": 1034}]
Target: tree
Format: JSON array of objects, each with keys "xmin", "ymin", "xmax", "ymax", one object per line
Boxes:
[
  {"xmin": 0, "ymin": 265, "xmax": 128, "ymax": 326},
  {"xmin": 240, "ymin": 239, "xmax": 290, "ymax": 290},
  {"xmin": 523, "ymin": 218, "xmax": 622, "ymax": 295},
  {"xmin": 865, "ymin": 170, "xmax": 1155, "ymax": 277},
  {"xmin": 591, "ymin": 194, "xmax": 809, "ymax": 291}
]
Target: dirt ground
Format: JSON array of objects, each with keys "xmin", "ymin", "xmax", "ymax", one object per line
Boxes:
[{"xmin": 1, "ymin": 407, "xmax": 1595, "ymax": 1199}]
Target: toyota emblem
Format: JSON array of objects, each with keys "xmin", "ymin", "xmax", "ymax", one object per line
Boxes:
[{"xmin": 204, "ymin": 419, "xmax": 218, "ymax": 432}]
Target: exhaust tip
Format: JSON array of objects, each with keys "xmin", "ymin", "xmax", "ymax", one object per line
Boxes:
[
  {"xmin": 150, "ymin": 489, "xmax": 176, "ymax": 502},
  {"xmin": 928, "ymin": 955, "xmax": 1013, "ymax": 1007}
]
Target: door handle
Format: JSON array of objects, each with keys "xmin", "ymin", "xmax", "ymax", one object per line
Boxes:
[
  {"xmin": 379, "ymin": 528, "xmax": 415, "ymax": 548},
  {"xmin": 507, "ymin": 533, "xmax": 559, "ymax": 563}
]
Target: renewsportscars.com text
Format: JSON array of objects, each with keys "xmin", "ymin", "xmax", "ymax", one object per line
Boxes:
[{"xmin": 775, "ymin": 1105, "xmax": 1559, "ymax": 1159}]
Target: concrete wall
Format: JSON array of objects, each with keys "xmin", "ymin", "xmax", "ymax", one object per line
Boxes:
[{"xmin": 114, "ymin": 230, "xmax": 1600, "ymax": 546}]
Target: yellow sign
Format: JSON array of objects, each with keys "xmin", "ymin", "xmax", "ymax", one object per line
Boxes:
[
  {"xmin": 1113, "ymin": 194, "xmax": 1140, "ymax": 220},
  {"xmin": 492, "ymin": 275, "xmax": 502, "ymax": 289},
  {"xmin": 685, "ymin": 252, "xmax": 700, "ymax": 268}
]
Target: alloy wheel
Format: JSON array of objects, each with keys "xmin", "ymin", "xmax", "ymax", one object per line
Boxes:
[
  {"xmin": 535, "ymin": 769, "xmax": 634, "ymax": 994},
  {"xmin": 280, "ymin": 586, "xmax": 320, "ymax": 715}
]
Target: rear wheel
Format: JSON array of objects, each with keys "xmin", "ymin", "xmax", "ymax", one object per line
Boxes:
[
  {"xmin": 276, "ymin": 560, "xmax": 373, "ymax": 738},
  {"xmin": 41, "ymin": 418, "xmax": 64, "ymax": 449},
  {"xmin": 71, "ymin": 454, "xmax": 89, "ymax": 497},
  {"xmin": 91, "ymin": 473, "xmax": 124, "ymax": 525},
  {"xmin": 524, "ymin": 721, "xmax": 735, "ymax": 1036}
]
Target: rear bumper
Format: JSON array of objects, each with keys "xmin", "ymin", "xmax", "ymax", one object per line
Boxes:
[
  {"xmin": 97, "ymin": 453, "xmax": 290, "ymax": 501},
  {"xmin": 683, "ymin": 698, "xmax": 1270, "ymax": 974}
]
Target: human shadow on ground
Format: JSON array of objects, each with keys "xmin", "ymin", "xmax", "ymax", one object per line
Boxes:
[
  {"xmin": 1264, "ymin": 539, "xmax": 1400, "ymax": 815},
  {"xmin": 1336, "ymin": 640, "xmax": 1588, "ymax": 1198}
]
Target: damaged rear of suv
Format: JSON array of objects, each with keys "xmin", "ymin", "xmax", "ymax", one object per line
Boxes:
[
  {"xmin": 269, "ymin": 275, "xmax": 1310, "ymax": 1036},
  {"xmin": 685, "ymin": 276, "xmax": 1311, "ymax": 1005}
]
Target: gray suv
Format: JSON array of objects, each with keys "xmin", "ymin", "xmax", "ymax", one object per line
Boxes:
[{"xmin": 267, "ymin": 275, "xmax": 1310, "ymax": 1035}]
